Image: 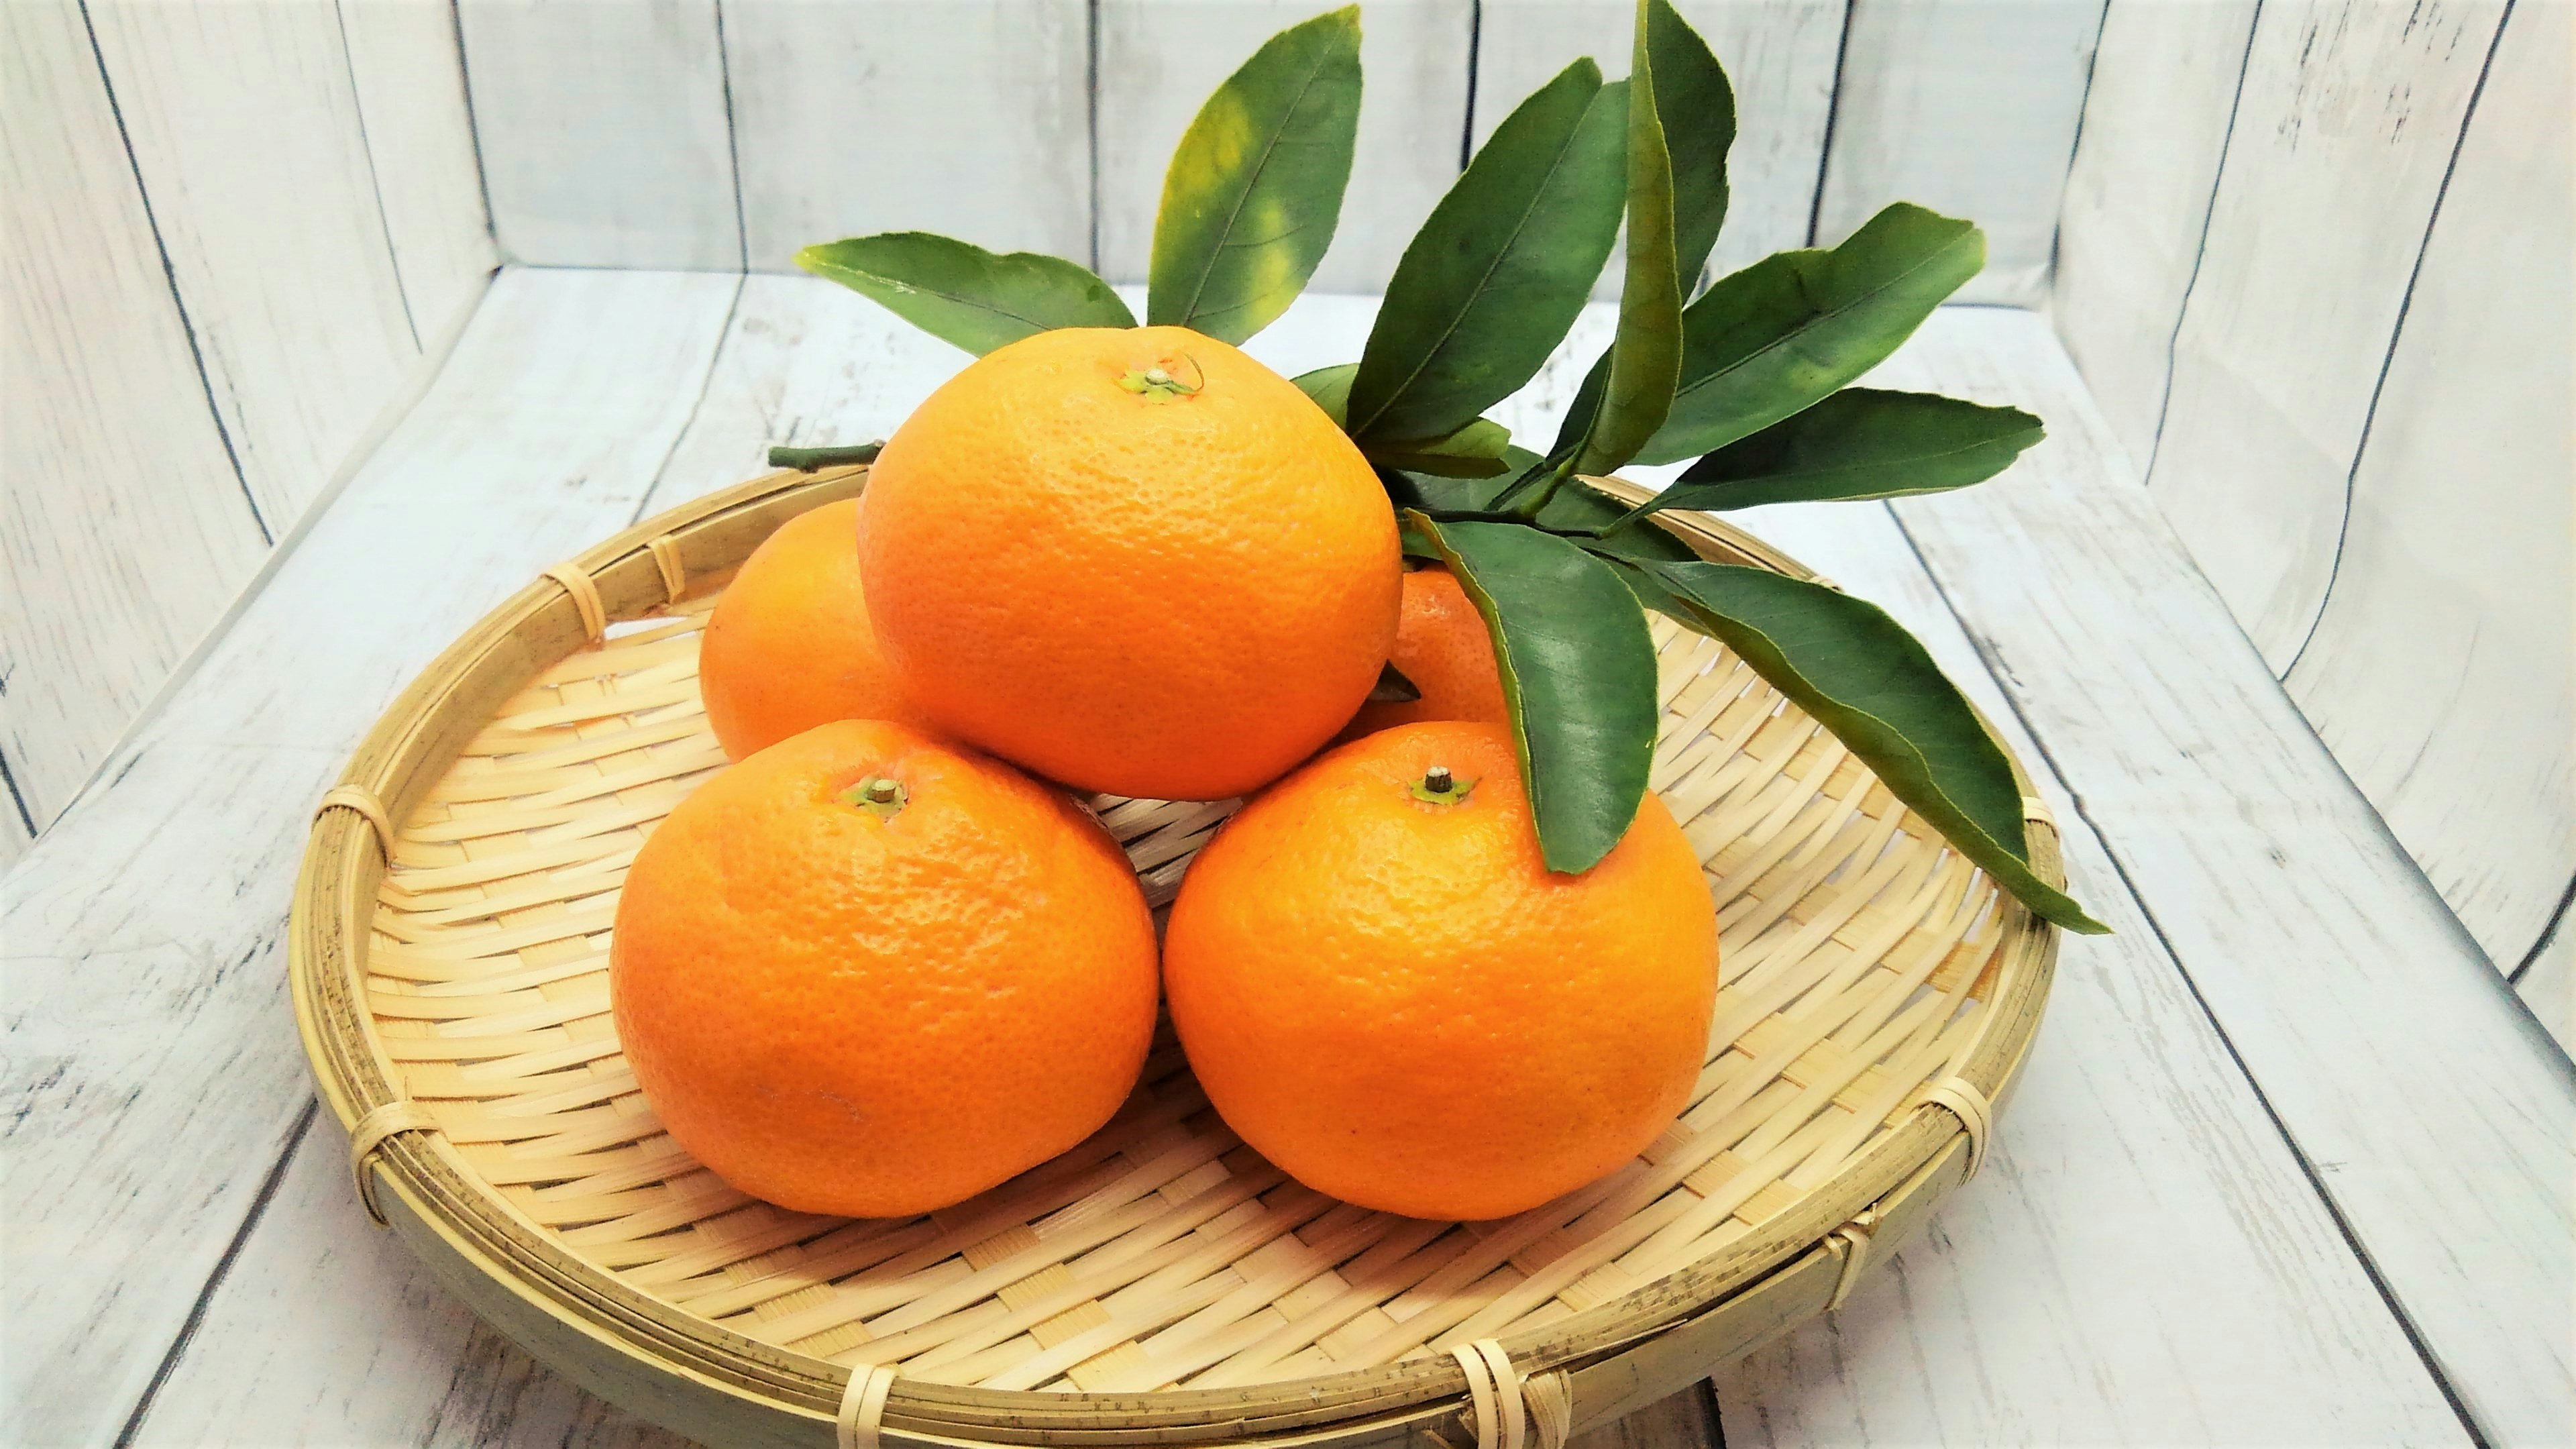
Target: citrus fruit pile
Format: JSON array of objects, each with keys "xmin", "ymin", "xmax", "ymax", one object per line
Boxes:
[
  {"xmin": 613, "ymin": 324, "xmax": 1721, "ymax": 1223},
  {"xmin": 615, "ymin": 0, "xmax": 2097, "ymax": 1231}
]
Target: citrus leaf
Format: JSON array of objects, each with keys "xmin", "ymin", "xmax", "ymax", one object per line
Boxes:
[
  {"xmin": 1572, "ymin": 1, "xmax": 1683, "ymax": 478},
  {"xmin": 1619, "ymin": 389, "xmax": 2043, "ymax": 521},
  {"xmin": 1297, "ymin": 364, "xmax": 1513, "ymax": 476},
  {"xmin": 1389, "ymin": 457, "xmax": 1697, "ymax": 564},
  {"xmin": 1346, "ymin": 63, "xmax": 1628, "ymax": 442},
  {"xmin": 1546, "ymin": 0, "xmax": 1734, "ymax": 456},
  {"xmin": 1148, "ymin": 5, "xmax": 1362, "ymax": 344},
  {"xmin": 1639, "ymin": 559, "xmax": 2108, "ymax": 932},
  {"xmin": 1636, "ymin": 202, "xmax": 1984, "ymax": 464},
  {"xmin": 797, "ymin": 233, "xmax": 1136, "ymax": 355},
  {"xmin": 1405, "ymin": 512, "xmax": 1659, "ymax": 874},
  {"xmin": 1649, "ymin": 0, "xmax": 1735, "ymax": 289}
]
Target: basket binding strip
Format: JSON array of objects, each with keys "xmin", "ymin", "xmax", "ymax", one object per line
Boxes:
[{"xmin": 337, "ymin": 564, "xmax": 2022, "ymax": 1396}]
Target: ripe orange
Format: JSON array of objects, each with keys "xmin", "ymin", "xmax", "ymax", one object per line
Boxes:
[
  {"xmin": 1164, "ymin": 721, "xmax": 1718, "ymax": 1220},
  {"xmin": 698, "ymin": 498, "xmax": 928, "ymax": 761},
  {"xmin": 610, "ymin": 720, "xmax": 1158, "ymax": 1218},
  {"xmin": 1341, "ymin": 566, "xmax": 1508, "ymax": 740},
  {"xmin": 858, "ymin": 326, "xmax": 1401, "ymax": 801}
]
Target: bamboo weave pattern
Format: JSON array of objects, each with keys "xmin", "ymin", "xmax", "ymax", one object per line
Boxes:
[{"xmin": 359, "ymin": 590, "xmax": 2011, "ymax": 1393}]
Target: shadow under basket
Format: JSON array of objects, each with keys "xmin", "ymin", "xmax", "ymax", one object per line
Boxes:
[{"xmin": 291, "ymin": 466, "xmax": 2061, "ymax": 1449}]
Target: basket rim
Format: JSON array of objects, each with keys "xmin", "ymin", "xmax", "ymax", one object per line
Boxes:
[{"xmin": 288, "ymin": 464, "xmax": 2062, "ymax": 1440}]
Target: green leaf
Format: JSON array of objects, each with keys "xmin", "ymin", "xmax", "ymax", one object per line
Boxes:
[
  {"xmin": 797, "ymin": 233, "xmax": 1136, "ymax": 355},
  {"xmin": 1147, "ymin": 5, "xmax": 1362, "ymax": 344},
  {"xmin": 1619, "ymin": 390, "xmax": 2042, "ymax": 521},
  {"xmin": 1572, "ymin": 1, "xmax": 1684, "ymax": 478},
  {"xmin": 1346, "ymin": 63, "xmax": 1629, "ymax": 442},
  {"xmin": 1389, "ymin": 455, "xmax": 1698, "ymax": 563},
  {"xmin": 1296, "ymin": 364, "xmax": 1512, "ymax": 476},
  {"xmin": 1637, "ymin": 203, "xmax": 1984, "ymax": 464},
  {"xmin": 1405, "ymin": 512, "xmax": 1660, "ymax": 873},
  {"xmin": 1639, "ymin": 560, "xmax": 2108, "ymax": 932},
  {"xmin": 1546, "ymin": 0, "xmax": 1734, "ymax": 457},
  {"xmin": 1645, "ymin": 0, "xmax": 1734, "ymax": 288}
]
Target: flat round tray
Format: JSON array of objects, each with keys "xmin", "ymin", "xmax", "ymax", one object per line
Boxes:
[{"xmin": 290, "ymin": 464, "xmax": 2058, "ymax": 1448}]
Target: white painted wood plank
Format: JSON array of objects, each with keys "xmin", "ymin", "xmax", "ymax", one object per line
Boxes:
[
  {"xmin": 2522, "ymin": 912, "xmax": 2575, "ymax": 1060},
  {"xmin": 124, "ymin": 1123, "xmax": 692, "ymax": 1449},
  {"xmin": 1874, "ymin": 307, "xmax": 2576, "ymax": 1447},
  {"xmin": 729, "ymin": 0, "xmax": 1091, "ymax": 274},
  {"xmin": 87, "ymin": 0, "xmax": 423, "ymax": 528},
  {"xmin": 2279, "ymin": 0, "xmax": 2574, "ymax": 1011},
  {"xmin": 1095, "ymin": 0, "xmax": 1472, "ymax": 293},
  {"xmin": 337, "ymin": 0, "xmax": 500, "ymax": 340},
  {"xmin": 0, "ymin": 0, "xmax": 273, "ymax": 829},
  {"xmin": 1812, "ymin": 0, "xmax": 2102, "ymax": 307},
  {"xmin": 456, "ymin": 0, "xmax": 740, "ymax": 270},
  {"xmin": 0, "ymin": 268, "xmax": 739, "ymax": 1449},
  {"xmin": 1472, "ymin": 0, "xmax": 1844, "ymax": 292},
  {"xmin": 2048, "ymin": 0, "xmax": 2259, "ymax": 470},
  {"xmin": 2147, "ymin": 0, "xmax": 2510, "ymax": 670}
]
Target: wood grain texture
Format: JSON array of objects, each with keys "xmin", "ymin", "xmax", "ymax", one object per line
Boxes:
[
  {"xmin": 1875, "ymin": 307, "xmax": 2575, "ymax": 1447},
  {"xmin": 1471, "ymin": 0, "xmax": 1845, "ymax": 292},
  {"xmin": 0, "ymin": 788, "xmax": 30, "ymax": 875},
  {"xmin": 2147, "ymin": 0, "xmax": 2511, "ymax": 669},
  {"xmin": 86, "ymin": 0, "xmax": 422, "ymax": 527},
  {"xmin": 1096, "ymin": 0, "xmax": 1472, "ymax": 292},
  {"xmin": 2049, "ymin": 0, "xmax": 2260, "ymax": 470},
  {"xmin": 729, "ymin": 0, "xmax": 1091, "ymax": 273},
  {"xmin": 456, "ymin": 0, "xmax": 741, "ymax": 270},
  {"xmin": 2524, "ymin": 910, "xmax": 2575, "ymax": 1059},
  {"xmin": 1811, "ymin": 0, "xmax": 2102, "ymax": 307},
  {"xmin": 2279, "ymin": 0, "xmax": 2574, "ymax": 1028},
  {"xmin": 336, "ymin": 0, "xmax": 500, "ymax": 339},
  {"xmin": 0, "ymin": 268, "xmax": 739, "ymax": 1449},
  {"xmin": 0, "ymin": 0, "xmax": 272, "ymax": 830}
]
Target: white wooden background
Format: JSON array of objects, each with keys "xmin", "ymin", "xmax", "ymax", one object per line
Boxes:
[{"xmin": 3, "ymin": 5, "xmax": 2571, "ymax": 1444}]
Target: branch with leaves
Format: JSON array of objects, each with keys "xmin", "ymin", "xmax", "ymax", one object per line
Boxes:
[{"xmin": 786, "ymin": 1, "xmax": 2104, "ymax": 934}]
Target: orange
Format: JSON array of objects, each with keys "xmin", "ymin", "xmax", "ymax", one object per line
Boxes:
[
  {"xmin": 1341, "ymin": 566, "xmax": 1508, "ymax": 740},
  {"xmin": 858, "ymin": 325, "xmax": 1401, "ymax": 801},
  {"xmin": 1164, "ymin": 721, "xmax": 1718, "ymax": 1220},
  {"xmin": 698, "ymin": 498, "xmax": 928, "ymax": 761},
  {"xmin": 610, "ymin": 720, "xmax": 1158, "ymax": 1217}
]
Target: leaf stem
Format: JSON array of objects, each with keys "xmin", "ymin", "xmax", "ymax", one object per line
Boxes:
[{"xmin": 769, "ymin": 441, "xmax": 885, "ymax": 471}]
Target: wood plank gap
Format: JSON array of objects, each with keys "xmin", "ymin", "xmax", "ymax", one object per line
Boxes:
[
  {"xmin": 2276, "ymin": 0, "xmax": 2519, "ymax": 678},
  {"xmin": 0, "ymin": 746, "xmax": 38, "ymax": 841},
  {"xmin": 1460, "ymin": 0, "xmax": 1481, "ymax": 172},
  {"xmin": 1086, "ymin": 0, "xmax": 1104, "ymax": 276},
  {"xmin": 626, "ymin": 272, "xmax": 749, "ymax": 527},
  {"xmin": 2139, "ymin": 0, "xmax": 2265, "ymax": 491},
  {"xmin": 70, "ymin": 0, "xmax": 265, "ymax": 543},
  {"xmin": 111, "ymin": 1099, "xmax": 321, "ymax": 1449},
  {"xmin": 710, "ymin": 0, "xmax": 749, "ymax": 274},
  {"xmin": 330, "ymin": 0, "xmax": 420, "ymax": 351},
  {"xmin": 446, "ymin": 0, "xmax": 499, "ymax": 250},
  {"xmin": 2041, "ymin": 0, "xmax": 2118, "ymax": 287},
  {"xmin": 1801, "ymin": 0, "xmax": 1856, "ymax": 246},
  {"xmin": 2510, "ymin": 875, "xmax": 2576, "ymax": 987},
  {"xmin": 1879, "ymin": 503, "xmax": 2497, "ymax": 1449}
]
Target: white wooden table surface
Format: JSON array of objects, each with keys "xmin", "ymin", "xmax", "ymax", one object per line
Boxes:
[{"xmin": 4, "ymin": 272, "xmax": 2569, "ymax": 1449}]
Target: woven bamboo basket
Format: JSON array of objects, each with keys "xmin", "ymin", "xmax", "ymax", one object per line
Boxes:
[{"xmin": 290, "ymin": 463, "xmax": 2060, "ymax": 1449}]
